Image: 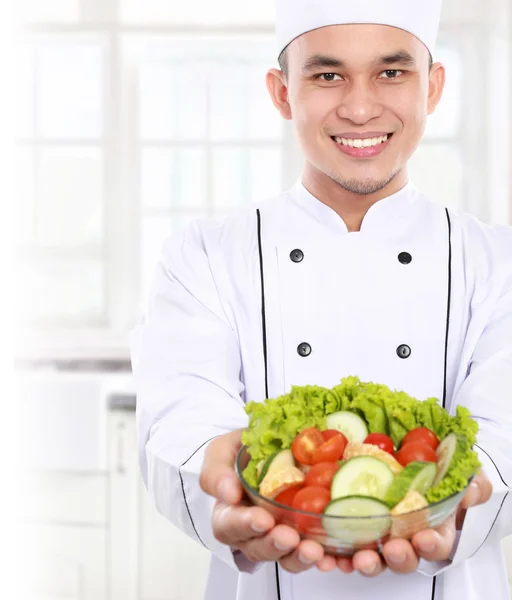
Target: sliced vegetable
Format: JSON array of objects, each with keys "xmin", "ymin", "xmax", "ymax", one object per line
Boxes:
[
  {"xmin": 322, "ymin": 496, "xmax": 391, "ymax": 544},
  {"xmin": 274, "ymin": 484, "xmax": 304, "ymax": 507},
  {"xmin": 304, "ymin": 462, "xmax": 340, "ymax": 489},
  {"xmin": 401, "ymin": 427, "xmax": 439, "ymax": 451},
  {"xmin": 292, "ymin": 486, "xmax": 331, "ymax": 531},
  {"xmin": 434, "ymin": 433, "xmax": 470, "ymax": 485},
  {"xmin": 364, "ymin": 433, "xmax": 394, "ymax": 455},
  {"xmin": 292, "ymin": 428, "xmax": 324, "ymax": 465},
  {"xmin": 312, "ymin": 432, "xmax": 348, "ymax": 463},
  {"xmin": 384, "ymin": 461, "xmax": 437, "ymax": 508},
  {"xmin": 395, "ymin": 441, "xmax": 437, "ymax": 467},
  {"xmin": 326, "ymin": 411, "xmax": 368, "ymax": 443},
  {"xmin": 331, "ymin": 456, "xmax": 394, "ymax": 501},
  {"xmin": 343, "ymin": 442, "xmax": 403, "ymax": 475}
]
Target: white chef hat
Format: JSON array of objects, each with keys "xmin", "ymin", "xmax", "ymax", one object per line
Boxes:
[{"xmin": 275, "ymin": 0, "xmax": 443, "ymax": 59}]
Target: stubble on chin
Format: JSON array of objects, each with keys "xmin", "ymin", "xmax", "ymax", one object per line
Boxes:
[{"xmin": 326, "ymin": 170, "xmax": 400, "ymax": 196}]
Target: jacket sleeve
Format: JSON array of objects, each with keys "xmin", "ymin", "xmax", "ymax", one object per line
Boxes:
[
  {"xmin": 130, "ymin": 224, "xmax": 253, "ymax": 572},
  {"xmin": 417, "ymin": 266, "xmax": 512, "ymax": 577}
]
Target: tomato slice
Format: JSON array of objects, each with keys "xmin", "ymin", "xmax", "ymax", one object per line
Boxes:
[
  {"xmin": 311, "ymin": 434, "xmax": 347, "ymax": 463},
  {"xmin": 291, "ymin": 486, "xmax": 331, "ymax": 532},
  {"xmin": 274, "ymin": 485, "xmax": 304, "ymax": 507},
  {"xmin": 395, "ymin": 441, "xmax": 437, "ymax": 467},
  {"xmin": 304, "ymin": 462, "xmax": 340, "ymax": 489},
  {"xmin": 292, "ymin": 428, "xmax": 324, "ymax": 465},
  {"xmin": 401, "ymin": 427, "xmax": 439, "ymax": 451},
  {"xmin": 321, "ymin": 429, "xmax": 343, "ymax": 442},
  {"xmin": 364, "ymin": 433, "xmax": 395, "ymax": 455}
]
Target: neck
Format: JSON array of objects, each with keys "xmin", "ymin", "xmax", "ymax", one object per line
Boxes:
[{"xmin": 301, "ymin": 163, "xmax": 409, "ymax": 232}]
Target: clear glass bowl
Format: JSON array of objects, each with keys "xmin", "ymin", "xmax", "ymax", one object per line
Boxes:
[{"xmin": 235, "ymin": 445, "xmax": 470, "ymax": 556}]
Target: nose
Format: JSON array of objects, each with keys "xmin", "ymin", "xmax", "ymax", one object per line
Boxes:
[{"xmin": 336, "ymin": 79, "xmax": 383, "ymax": 124}]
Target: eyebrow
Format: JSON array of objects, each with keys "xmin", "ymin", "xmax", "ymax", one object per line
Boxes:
[{"xmin": 301, "ymin": 50, "xmax": 417, "ymax": 73}]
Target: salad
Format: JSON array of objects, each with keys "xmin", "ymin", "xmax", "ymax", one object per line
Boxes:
[{"xmin": 241, "ymin": 377, "xmax": 481, "ymax": 537}]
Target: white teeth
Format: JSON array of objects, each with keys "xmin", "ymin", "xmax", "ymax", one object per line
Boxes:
[{"xmin": 334, "ymin": 134, "xmax": 389, "ymax": 148}]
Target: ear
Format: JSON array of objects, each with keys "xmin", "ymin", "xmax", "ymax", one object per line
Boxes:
[
  {"xmin": 266, "ymin": 68, "xmax": 292, "ymax": 120},
  {"xmin": 427, "ymin": 62, "xmax": 446, "ymax": 116}
]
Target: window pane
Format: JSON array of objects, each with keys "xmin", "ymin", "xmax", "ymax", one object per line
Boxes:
[
  {"xmin": 247, "ymin": 64, "xmax": 283, "ymax": 141},
  {"xmin": 37, "ymin": 38, "xmax": 103, "ymax": 139},
  {"xmin": 17, "ymin": 0, "xmax": 80, "ymax": 22},
  {"xmin": 248, "ymin": 147, "xmax": 282, "ymax": 203},
  {"xmin": 15, "ymin": 146, "xmax": 35, "ymax": 243},
  {"xmin": 210, "ymin": 64, "xmax": 248, "ymax": 141},
  {"xmin": 409, "ymin": 144, "xmax": 463, "ymax": 210},
  {"xmin": 212, "ymin": 148, "xmax": 246, "ymax": 209},
  {"xmin": 424, "ymin": 46, "xmax": 461, "ymax": 139},
  {"xmin": 15, "ymin": 46, "xmax": 34, "ymax": 138},
  {"xmin": 121, "ymin": 0, "xmax": 274, "ymax": 24},
  {"xmin": 212, "ymin": 146, "xmax": 282, "ymax": 209},
  {"xmin": 139, "ymin": 62, "xmax": 208, "ymax": 140},
  {"xmin": 141, "ymin": 214, "xmax": 201, "ymax": 301},
  {"xmin": 142, "ymin": 147, "xmax": 207, "ymax": 209},
  {"xmin": 38, "ymin": 147, "xmax": 103, "ymax": 246},
  {"xmin": 17, "ymin": 258, "xmax": 104, "ymax": 324}
]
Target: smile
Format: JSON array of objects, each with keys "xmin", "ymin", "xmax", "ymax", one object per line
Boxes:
[
  {"xmin": 332, "ymin": 134, "xmax": 391, "ymax": 148},
  {"xmin": 331, "ymin": 133, "xmax": 393, "ymax": 158}
]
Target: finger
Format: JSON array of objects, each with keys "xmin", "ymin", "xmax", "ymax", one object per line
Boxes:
[
  {"xmin": 352, "ymin": 550, "xmax": 387, "ymax": 577},
  {"xmin": 199, "ymin": 430, "xmax": 244, "ymax": 504},
  {"xmin": 412, "ymin": 514, "xmax": 457, "ymax": 562},
  {"xmin": 278, "ymin": 539, "xmax": 326, "ymax": 574},
  {"xmin": 460, "ymin": 471, "xmax": 493, "ymax": 511},
  {"xmin": 381, "ymin": 538, "xmax": 419, "ymax": 574},
  {"xmin": 336, "ymin": 556, "xmax": 355, "ymax": 574},
  {"xmin": 212, "ymin": 502, "xmax": 275, "ymax": 545},
  {"xmin": 237, "ymin": 525, "xmax": 302, "ymax": 564},
  {"xmin": 316, "ymin": 554, "xmax": 338, "ymax": 572}
]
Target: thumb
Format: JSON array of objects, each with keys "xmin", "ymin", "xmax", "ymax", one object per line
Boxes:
[{"xmin": 199, "ymin": 429, "xmax": 244, "ymax": 505}]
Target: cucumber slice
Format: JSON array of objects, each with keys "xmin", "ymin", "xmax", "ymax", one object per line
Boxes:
[
  {"xmin": 326, "ymin": 411, "xmax": 369, "ymax": 443},
  {"xmin": 331, "ymin": 456, "xmax": 394, "ymax": 501},
  {"xmin": 434, "ymin": 433, "xmax": 469, "ymax": 485},
  {"xmin": 257, "ymin": 449, "xmax": 295, "ymax": 485},
  {"xmin": 384, "ymin": 461, "xmax": 437, "ymax": 508},
  {"xmin": 322, "ymin": 496, "xmax": 391, "ymax": 544}
]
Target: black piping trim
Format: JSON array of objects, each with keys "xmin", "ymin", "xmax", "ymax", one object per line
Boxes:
[
  {"xmin": 179, "ymin": 434, "xmax": 222, "ymax": 548},
  {"xmin": 474, "ymin": 444, "xmax": 509, "ymax": 487},
  {"xmin": 442, "ymin": 207, "xmax": 452, "ymax": 410},
  {"xmin": 432, "ymin": 207, "xmax": 453, "ymax": 600},
  {"xmin": 468, "ymin": 491, "xmax": 509, "ymax": 560},
  {"xmin": 256, "ymin": 209, "xmax": 281, "ymax": 600},
  {"xmin": 256, "ymin": 209, "xmax": 269, "ymax": 400}
]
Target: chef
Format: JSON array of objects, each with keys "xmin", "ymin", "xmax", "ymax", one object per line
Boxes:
[{"xmin": 130, "ymin": 0, "xmax": 512, "ymax": 598}]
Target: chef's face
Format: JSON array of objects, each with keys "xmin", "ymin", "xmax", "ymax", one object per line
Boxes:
[{"xmin": 266, "ymin": 24, "xmax": 445, "ymax": 195}]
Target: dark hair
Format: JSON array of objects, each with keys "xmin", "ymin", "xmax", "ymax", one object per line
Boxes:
[{"xmin": 277, "ymin": 46, "xmax": 434, "ymax": 79}]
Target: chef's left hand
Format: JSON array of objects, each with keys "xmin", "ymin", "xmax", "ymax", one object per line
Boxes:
[{"xmin": 336, "ymin": 471, "xmax": 492, "ymax": 577}]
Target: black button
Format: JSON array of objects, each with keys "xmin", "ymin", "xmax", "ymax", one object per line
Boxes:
[
  {"xmin": 396, "ymin": 344, "xmax": 411, "ymax": 359},
  {"xmin": 297, "ymin": 342, "xmax": 312, "ymax": 357},
  {"xmin": 290, "ymin": 249, "xmax": 304, "ymax": 263},
  {"xmin": 398, "ymin": 252, "xmax": 412, "ymax": 265}
]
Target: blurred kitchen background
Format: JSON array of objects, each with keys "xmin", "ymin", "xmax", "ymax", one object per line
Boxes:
[{"xmin": 13, "ymin": 0, "xmax": 512, "ymax": 598}]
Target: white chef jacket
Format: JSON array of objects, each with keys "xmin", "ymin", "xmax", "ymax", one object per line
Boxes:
[{"xmin": 130, "ymin": 179, "xmax": 512, "ymax": 600}]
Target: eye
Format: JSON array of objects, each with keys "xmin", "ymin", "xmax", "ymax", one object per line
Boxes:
[
  {"xmin": 317, "ymin": 73, "xmax": 342, "ymax": 82},
  {"xmin": 379, "ymin": 69, "xmax": 404, "ymax": 79}
]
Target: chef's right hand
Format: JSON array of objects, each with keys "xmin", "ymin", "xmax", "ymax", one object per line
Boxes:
[{"xmin": 199, "ymin": 430, "xmax": 337, "ymax": 574}]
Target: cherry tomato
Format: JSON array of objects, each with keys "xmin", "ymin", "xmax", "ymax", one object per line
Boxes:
[
  {"xmin": 292, "ymin": 486, "xmax": 331, "ymax": 532},
  {"xmin": 274, "ymin": 485, "xmax": 304, "ymax": 507},
  {"xmin": 364, "ymin": 433, "xmax": 395, "ymax": 455},
  {"xmin": 292, "ymin": 428, "xmax": 324, "ymax": 465},
  {"xmin": 401, "ymin": 427, "xmax": 440, "ymax": 451},
  {"xmin": 321, "ymin": 429, "xmax": 344, "ymax": 442},
  {"xmin": 310, "ymin": 431, "xmax": 348, "ymax": 464},
  {"xmin": 395, "ymin": 441, "xmax": 437, "ymax": 467},
  {"xmin": 304, "ymin": 462, "xmax": 340, "ymax": 489}
]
